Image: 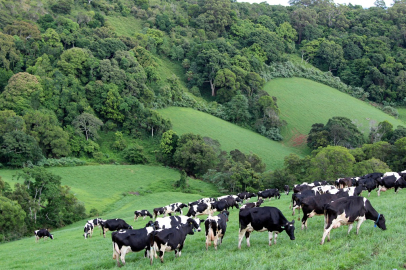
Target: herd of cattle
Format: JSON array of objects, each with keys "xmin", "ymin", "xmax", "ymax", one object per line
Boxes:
[{"xmin": 33, "ymin": 170, "xmax": 406, "ymax": 266}]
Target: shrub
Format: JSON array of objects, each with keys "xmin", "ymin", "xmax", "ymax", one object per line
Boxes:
[{"xmin": 123, "ymin": 144, "xmax": 148, "ymax": 164}]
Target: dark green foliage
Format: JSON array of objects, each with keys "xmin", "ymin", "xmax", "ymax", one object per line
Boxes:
[
  {"xmin": 0, "ymin": 196, "xmax": 26, "ymax": 242},
  {"xmin": 51, "ymin": 0, "xmax": 74, "ymax": 14},
  {"xmin": 123, "ymin": 144, "xmax": 147, "ymax": 164}
]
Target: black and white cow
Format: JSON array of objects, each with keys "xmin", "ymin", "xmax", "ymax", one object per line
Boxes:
[
  {"xmin": 238, "ymin": 207, "xmax": 295, "ymax": 249},
  {"xmin": 153, "ymin": 203, "xmax": 188, "ymax": 219},
  {"xmin": 357, "ymin": 177, "xmax": 377, "ymax": 196},
  {"xmin": 86, "ymin": 218, "xmax": 104, "ymax": 235},
  {"xmin": 321, "ymin": 196, "xmax": 386, "ymax": 245},
  {"xmin": 205, "ymin": 210, "xmax": 229, "ymax": 250},
  {"xmin": 188, "ymin": 198, "xmax": 216, "ymax": 208},
  {"xmin": 335, "ymin": 177, "xmax": 352, "ymax": 188},
  {"xmin": 284, "ymin": 185, "xmax": 290, "ymax": 195},
  {"xmin": 326, "ymin": 186, "xmax": 363, "ymax": 197},
  {"xmin": 237, "ymin": 191, "xmax": 257, "ymax": 202},
  {"xmin": 111, "ymin": 225, "xmax": 156, "ymax": 266},
  {"xmin": 134, "ymin": 210, "xmax": 153, "ymax": 221},
  {"xmin": 211, "ymin": 199, "xmax": 229, "ymax": 212},
  {"xmin": 241, "ymin": 199, "xmax": 264, "ymax": 209},
  {"xmin": 101, "ymin": 219, "xmax": 133, "ymax": 238},
  {"xmin": 377, "ymin": 172, "xmax": 406, "ymax": 196},
  {"xmin": 300, "ymin": 192, "xmax": 350, "ymax": 229},
  {"xmin": 291, "ymin": 189, "xmax": 319, "ymax": 216},
  {"xmin": 186, "ymin": 202, "xmax": 213, "ymax": 217},
  {"xmin": 221, "ymin": 196, "xmax": 241, "ymax": 209},
  {"xmin": 153, "ymin": 215, "xmax": 203, "ymax": 231},
  {"xmin": 293, "ymin": 183, "xmax": 315, "ymax": 193},
  {"xmin": 152, "ymin": 218, "xmax": 200, "ymax": 263},
  {"xmin": 257, "ymin": 189, "xmax": 281, "ymax": 200},
  {"xmin": 83, "ymin": 222, "xmax": 94, "ymax": 239},
  {"xmin": 34, "ymin": 229, "xmax": 54, "ymax": 242},
  {"xmin": 312, "ymin": 185, "xmax": 337, "ymax": 194}
]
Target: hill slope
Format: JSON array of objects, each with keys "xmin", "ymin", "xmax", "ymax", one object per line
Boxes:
[
  {"xmin": 265, "ymin": 78, "xmax": 406, "ymax": 146},
  {"xmin": 158, "ymin": 107, "xmax": 304, "ymax": 170}
]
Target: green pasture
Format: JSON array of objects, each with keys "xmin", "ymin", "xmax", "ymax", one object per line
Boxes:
[
  {"xmin": 265, "ymin": 78, "xmax": 406, "ymax": 146},
  {"xmin": 0, "ymin": 186, "xmax": 404, "ymax": 270},
  {"xmin": 158, "ymin": 107, "xmax": 304, "ymax": 170},
  {"xmin": 0, "ymin": 165, "xmax": 218, "ymax": 213},
  {"xmin": 105, "ymin": 16, "xmax": 143, "ymax": 37}
]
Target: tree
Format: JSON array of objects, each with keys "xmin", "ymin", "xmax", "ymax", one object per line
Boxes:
[
  {"xmin": 223, "ymin": 92, "xmax": 251, "ymax": 124},
  {"xmin": 0, "ymin": 73, "xmax": 43, "ymax": 114},
  {"xmin": 173, "ymin": 133, "xmax": 218, "ymax": 176},
  {"xmin": 308, "ymin": 146, "xmax": 355, "ymax": 180},
  {"xmin": 123, "ymin": 144, "xmax": 147, "ymax": 164},
  {"xmin": 72, "ymin": 113, "xmax": 103, "ymax": 141},
  {"xmin": 215, "ymin": 68, "xmax": 237, "ymax": 102},
  {"xmin": 159, "ymin": 130, "xmax": 179, "ymax": 165},
  {"xmin": 290, "ymin": 7, "xmax": 317, "ymax": 44},
  {"xmin": 196, "ymin": 0, "xmax": 232, "ymax": 34},
  {"xmin": 317, "ymin": 40, "xmax": 344, "ymax": 71},
  {"xmin": 16, "ymin": 167, "xmax": 61, "ymax": 224},
  {"xmin": 0, "ymin": 32, "xmax": 20, "ymax": 70},
  {"xmin": 353, "ymin": 158, "xmax": 390, "ymax": 180},
  {"xmin": 57, "ymin": 48, "xmax": 90, "ymax": 81},
  {"xmin": 0, "ymin": 196, "xmax": 26, "ymax": 241},
  {"xmin": 0, "ymin": 131, "xmax": 43, "ymax": 167},
  {"xmin": 325, "ymin": 117, "xmax": 365, "ymax": 148}
]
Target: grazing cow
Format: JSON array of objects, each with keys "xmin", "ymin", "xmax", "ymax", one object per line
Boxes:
[
  {"xmin": 336, "ymin": 178, "xmax": 352, "ymax": 188},
  {"xmin": 134, "ymin": 210, "xmax": 153, "ymax": 221},
  {"xmin": 112, "ymin": 225, "xmax": 156, "ymax": 266},
  {"xmin": 321, "ymin": 196, "xmax": 386, "ymax": 245},
  {"xmin": 312, "ymin": 185, "xmax": 336, "ymax": 194},
  {"xmin": 83, "ymin": 222, "xmax": 94, "ymax": 239},
  {"xmin": 101, "ymin": 219, "xmax": 133, "ymax": 238},
  {"xmin": 237, "ymin": 191, "xmax": 256, "ymax": 202},
  {"xmin": 241, "ymin": 199, "xmax": 264, "ymax": 209},
  {"xmin": 257, "ymin": 189, "xmax": 281, "ymax": 200},
  {"xmin": 153, "ymin": 215, "xmax": 203, "ymax": 231},
  {"xmin": 186, "ymin": 203, "xmax": 212, "ymax": 217},
  {"xmin": 152, "ymin": 218, "xmax": 200, "ymax": 263},
  {"xmin": 291, "ymin": 189, "xmax": 319, "ymax": 216},
  {"xmin": 284, "ymin": 185, "xmax": 290, "ymax": 195},
  {"xmin": 357, "ymin": 177, "xmax": 377, "ymax": 196},
  {"xmin": 166, "ymin": 202, "xmax": 188, "ymax": 215},
  {"xmin": 238, "ymin": 207, "xmax": 295, "ymax": 249},
  {"xmin": 300, "ymin": 193, "xmax": 350, "ymax": 229},
  {"xmin": 293, "ymin": 184, "xmax": 315, "ymax": 194},
  {"xmin": 211, "ymin": 199, "xmax": 229, "ymax": 212},
  {"xmin": 34, "ymin": 229, "xmax": 54, "ymax": 242},
  {"xmin": 221, "ymin": 195, "xmax": 240, "ymax": 209},
  {"xmin": 87, "ymin": 218, "xmax": 104, "ymax": 235},
  {"xmin": 153, "ymin": 207, "xmax": 168, "ymax": 219},
  {"xmin": 205, "ymin": 210, "xmax": 229, "ymax": 250},
  {"xmin": 326, "ymin": 186, "xmax": 363, "ymax": 197},
  {"xmin": 377, "ymin": 173, "xmax": 406, "ymax": 196},
  {"xmin": 189, "ymin": 198, "xmax": 216, "ymax": 208}
]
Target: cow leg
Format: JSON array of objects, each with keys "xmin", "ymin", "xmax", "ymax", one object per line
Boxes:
[
  {"xmin": 321, "ymin": 225, "xmax": 333, "ymax": 245},
  {"xmin": 245, "ymin": 231, "xmax": 251, "ymax": 247},
  {"xmin": 356, "ymin": 217, "xmax": 365, "ymax": 234},
  {"xmin": 159, "ymin": 244, "xmax": 167, "ymax": 263},
  {"xmin": 301, "ymin": 215, "xmax": 308, "ymax": 230},
  {"xmin": 274, "ymin": 232, "xmax": 278, "ymax": 245},
  {"xmin": 103, "ymin": 228, "xmax": 108, "ymax": 238},
  {"xmin": 112, "ymin": 242, "xmax": 120, "ymax": 267},
  {"xmin": 238, "ymin": 228, "xmax": 247, "ymax": 249},
  {"xmin": 268, "ymin": 231, "xmax": 273, "ymax": 246},
  {"xmin": 214, "ymin": 234, "xmax": 218, "ymax": 250},
  {"xmin": 377, "ymin": 186, "xmax": 381, "ymax": 196},
  {"xmin": 120, "ymin": 246, "xmax": 132, "ymax": 266},
  {"xmin": 347, "ymin": 224, "xmax": 353, "ymax": 235}
]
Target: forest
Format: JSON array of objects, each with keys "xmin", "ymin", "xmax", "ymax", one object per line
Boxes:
[{"xmin": 1, "ymin": 0, "xmax": 406, "ymax": 241}]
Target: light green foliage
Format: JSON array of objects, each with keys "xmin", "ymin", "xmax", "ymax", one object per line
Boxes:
[
  {"xmin": 112, "ymin": 131, "xmax": 127, "ymax": 151},
  {"xmin": 123, "ymin": 144, "xmax": 147, "ymax": 164},
  {"xmin": 72, "ymin": 112, "xmax": 103, "ymax": 141},
  {"xmin": 308, "ymin": 145, "xmax": 355, "ymax": 180},
  {"xmin": 0, "ymin": 196, "xmax": 26, "ymax": 241},
  {"xmin": 352, "ymin": 158, "xmax": 390, "ymax": 176},
  {"xmin": 57, "ymin": 48, "xmax": 90, "ymax": 80},
  {"xmin": 0, "ymin": 72, "xmax": 43, "ymax": 114}
]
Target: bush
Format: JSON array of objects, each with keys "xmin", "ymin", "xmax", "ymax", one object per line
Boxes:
[
  {"xmin": 37, "ymin": 157, "xmax": 86, "ymax": 167},
  {"xmin": 123, "ymin": 144, "xmax": 148, "ymax": 164}
]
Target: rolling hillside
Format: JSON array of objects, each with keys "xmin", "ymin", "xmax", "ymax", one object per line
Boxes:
[
  {"xmin": 265, "ymin": 78, "xmax": 406, "ymax": 146},
  {"xmin": 0, "ymin": 165, "xmax": 218, "ymax": 213},
  {"xmin": 158, "ymin": 107, "xmax": 304, "ymax": 170}
]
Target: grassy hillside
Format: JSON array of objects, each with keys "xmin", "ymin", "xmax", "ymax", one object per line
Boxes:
[
  {"xmin": 265, "ymin": 78, "xmax": 406, "ymax": 147},
  {"xmin": 0, "ymin": 165, "xmax": 218, "ymax": 213},
  {"xmin": 0, "ymin": 187, "xmax": 404, "ymax": 270},
  {"xmin": 158, "ymin": 107, "xmax": 304, "ymax": 170}
]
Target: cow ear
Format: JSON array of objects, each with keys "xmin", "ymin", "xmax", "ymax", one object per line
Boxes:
[{"xmin": 291, "ymin": 220, "xmax": 295, "ymax": 224}]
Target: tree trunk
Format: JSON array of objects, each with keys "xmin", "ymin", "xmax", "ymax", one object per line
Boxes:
[
  {"xmin": 210, "ymin": 79, "xmax": 215, "ymax": 96},
  {"xmin": 151, "ymin": 126, "xmax": 154, "ymax": 137}
]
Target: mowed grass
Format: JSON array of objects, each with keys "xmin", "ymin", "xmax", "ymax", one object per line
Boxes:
[
  {"xmin": 0, "ymin": 165, "xmax": 218, "ymax": 213},
  {"xmin": 265, "ymin": 78, "xmax": 406, "ymax": 146},
  {"xmin": 158, "ymin": 107, "xmax": 304, "ymax": 170},
  {"xmin": 0, "ymin": 188, "xmax": 405, "ymax": 270}
]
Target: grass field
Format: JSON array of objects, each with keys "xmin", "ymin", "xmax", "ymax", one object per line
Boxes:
[
  {"xmin": 0, "ymin": 165, "xmax": 219, "ymax": 214},
  {"xmin": 0, "ymin": 184, "xmax": 404, "ymax": 270},
  {"xmin": 265, "ymin": 78, "xmax": 406, "ymax": 147},
  {"xmin": 105, "ymin": 16, "xmax": 144, "ymax": 37},
  {"xmin": 158, "ymin": 107, "xmax": 304, "ymax": 170}
]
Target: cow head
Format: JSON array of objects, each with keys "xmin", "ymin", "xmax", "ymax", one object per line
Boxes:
[
  {"xmin": 49, "ymin": 234, "xmax": 54, "ymax": 240},
  {"xmin": 179, "ymin": 203, "xmax": 188, "ymax": 209},
  {"xmin": 185, "ymin": 218, "xmax": 200, "ymax": 235},
  {"xmin": 221, "ymin": 210, "xmax": 230, "ymax": 222},
  {"xmin": 282, "ymin": 220, "xmax": 295, "ymax": 240},
  {"xmin": 375, "ymin": 214, "xmax": 386, "ymax": 230},
  {"xmin": 192, "ymin": 217, "xmax": 203, "ymax": 232},
  {"xmin": 257, "ymin": 199, "xmax": 264, "ymax": 206},
  {"xmin": 145, "ymin": 220, "xmax": 155, "ymax": 228},
  {"xmin": 126, "ymin": 224, "xmax": 133, "ymax": 230},
  {"xmin": 83, "ymin": 224, "xmax": 92, "ymax": 239}
]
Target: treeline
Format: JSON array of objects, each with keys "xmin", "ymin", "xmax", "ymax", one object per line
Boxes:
[{"xmin": 0, "ymin": 167, "xmax": 86, "ymax": 242}]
